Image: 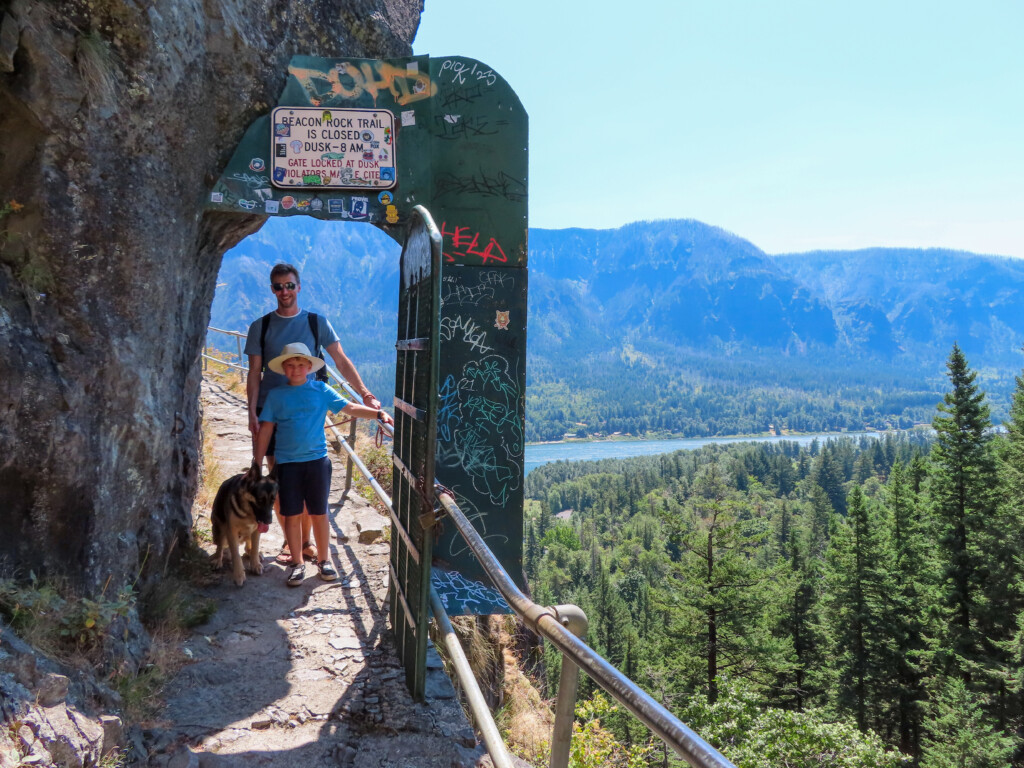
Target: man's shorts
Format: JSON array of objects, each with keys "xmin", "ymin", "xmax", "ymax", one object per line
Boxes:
[
  {"xmin": 277, "ymin": 456, "xmax": 332, "ymax": 517},
  {"xmin": 256, "ymin": 406, "xmax": 276, "ymax": 457}
]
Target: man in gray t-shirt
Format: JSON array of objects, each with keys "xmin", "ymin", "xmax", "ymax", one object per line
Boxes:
[
  {"xmin": 245, "ymin": 261, "xmax": 387, "ymax": 563},
  {"xmin": 246, "ymin": 310, "xmax": 341, "ymax": 410}
]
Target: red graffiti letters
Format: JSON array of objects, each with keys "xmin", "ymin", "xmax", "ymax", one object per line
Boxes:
[{"xmin": 440, "ymin": 222, "xmax": 508, "ymax": 265}]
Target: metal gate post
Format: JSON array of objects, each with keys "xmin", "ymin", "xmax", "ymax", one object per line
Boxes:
[{"xmin": 389, "ymin": 205, "xmax": 442, "ymax": 700}]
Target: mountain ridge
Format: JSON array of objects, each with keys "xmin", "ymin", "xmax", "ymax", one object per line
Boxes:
[{"xmin": 211, "ymin": 217, "xmax": 1024, "ymax": 440}]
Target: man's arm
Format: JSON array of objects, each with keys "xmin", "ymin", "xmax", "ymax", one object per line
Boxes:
[
  {"xmin": 247, "ymin": 354, "xmax": 262, "ymax": 439},
  {"xmin": 254, "ymin": 420, "xmax": 274, "ymax": 468},
  {"xmin": 324, "ymin": 341, "xmax": 381, "ymax": 409}
]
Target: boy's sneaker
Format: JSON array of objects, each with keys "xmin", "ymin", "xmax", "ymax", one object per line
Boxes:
[
  {"xmin": 317, "ymin": 560, "xmax": 338, "ymax": 582},
  {"xmin": 286, "ymin": 562, "xmax": 305, "ymax": 587}
]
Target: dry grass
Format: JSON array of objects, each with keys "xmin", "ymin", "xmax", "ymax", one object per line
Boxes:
[
  {"xmin": 193, "ymin": 409, "xmax": 226, "ymax": 525},
  {"xmin": 75, "ymin": 31, "xmax": 119, "ymax": 109},
  {"xmin": 430, "ymin": 613, "xmax": 553, "ymax": 766},
  {"xmin": 495, "ymin": 619, "xmax": 554, "ymax": 765},
  {"xmin": 350, "ymin": 425, "xmax": 393, "ymax": 516}
]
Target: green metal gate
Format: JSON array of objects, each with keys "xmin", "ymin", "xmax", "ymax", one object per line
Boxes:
[{"xmin": 389, "ymin": 205, "xmax": 442, "ymax": 699}]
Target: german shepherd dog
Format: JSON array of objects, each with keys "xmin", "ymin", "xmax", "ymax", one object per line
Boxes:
[{"xmin": 211, "ymin": 461, "xmax": 278, "ymax": 587}]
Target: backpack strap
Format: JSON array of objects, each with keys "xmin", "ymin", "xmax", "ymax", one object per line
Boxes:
[
  {"xmin": 258, "ymin": 312, "xmax": 273, "ymax": 371},
  {"xmin": 307, "ymin": 312, "xmax": 320, "ymax": 355},
  {"xmin": 308, "ymin": 312, "xmax": 329, "ymax": 381}
]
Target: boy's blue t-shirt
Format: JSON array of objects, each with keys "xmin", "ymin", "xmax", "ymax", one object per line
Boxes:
[{"xmin": 259, "ymin": 381, "xmax": 349, "ymax": 464}]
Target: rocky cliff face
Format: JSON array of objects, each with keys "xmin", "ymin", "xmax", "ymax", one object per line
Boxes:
[{"xmin": 0, "ymin": 0, "xmax": 421, "ymax": 592}]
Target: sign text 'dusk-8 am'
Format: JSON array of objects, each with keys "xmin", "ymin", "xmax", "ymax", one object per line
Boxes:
[{"xmin": 271, "ymin": 106, "xmax": 396, "ymax": 190}]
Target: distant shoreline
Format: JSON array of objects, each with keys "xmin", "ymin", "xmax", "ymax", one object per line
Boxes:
[{"xmin": 526, "ymin": 426, "xmax": 924, "ymax": 447}]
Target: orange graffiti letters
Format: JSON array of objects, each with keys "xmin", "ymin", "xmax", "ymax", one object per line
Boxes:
[{"xmin": 289, "ymin": 61, "xmax": 437, "ymax": 107}]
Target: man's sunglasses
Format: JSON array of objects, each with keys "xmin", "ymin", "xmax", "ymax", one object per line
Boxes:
[{"xmin": 271, "ymin": 281, "xmax": 297, "ymax": 292}]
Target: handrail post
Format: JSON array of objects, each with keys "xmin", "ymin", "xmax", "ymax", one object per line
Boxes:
[{"xmin": 550, "ymin": 605, "xmax": 588, "ymax": 768}]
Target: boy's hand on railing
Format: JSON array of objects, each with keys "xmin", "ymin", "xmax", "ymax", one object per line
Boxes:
[{"xmin": 362, "ymin": 392, "xmax": 382, "ymax": 410}]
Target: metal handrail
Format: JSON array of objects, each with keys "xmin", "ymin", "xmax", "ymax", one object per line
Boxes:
[
  {"xmin": 323, "ymin": 357, "xmax": 733, "ymax": 766},
  {"xmin": 430, "ymin": 585, "xmax": 516, "ymax": 768},
  {"xmin": 204, "ymin": 325, "xmax": 736, "ymax": 768},
  {"xmin": 204, "ymin": 327, "xmax": 248, "ymax": 376},
  {"xmin": 435, "ymin": 493, "xmax": 736, "ymax": 768}
]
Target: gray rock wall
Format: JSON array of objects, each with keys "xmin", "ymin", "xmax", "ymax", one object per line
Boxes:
[{"xmin": 0, "ymin": 0, "xmax": 421, "ymax": 592}]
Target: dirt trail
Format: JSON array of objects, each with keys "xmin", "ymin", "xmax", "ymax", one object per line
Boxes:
[{"xmin": 150, "ymin": 379, "xmax": 488, "ymax": 768}]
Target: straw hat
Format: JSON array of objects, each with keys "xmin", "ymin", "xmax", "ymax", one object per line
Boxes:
[{"xmin": 267, "ymin": 342, "xmax": 325, "ymax": 374}]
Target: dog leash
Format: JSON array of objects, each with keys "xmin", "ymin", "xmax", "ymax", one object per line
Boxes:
[{"xmin": 323, "ymin": 417, "xmax": 355, "ymax": 430}]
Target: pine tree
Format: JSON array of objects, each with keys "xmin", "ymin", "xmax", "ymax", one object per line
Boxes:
[
  {"xmin": 772, "ymin": 530, "xmax": 825, "ymax": 711},
  {"xmin": 812, "ymin": 446, "xmax": 847, "ymax": 515},
  {"xmin": 665, "ymin": 464, "xmax": 775, "ymax": 702},
  {"xmin": 822, "ymin": 487, "xmax": 894, "ymax": 733},
  {"xmin": 524, "ymin": 516, "xmax": 539, "ymax": 582},
  {"xmin": 1002, "ymin": 360, "xmax": 1024, "ymax": 519},
  {"xmin": 586, "ymin": 556, "xmax": 635, "ymax": 674},
  {"xmin": 930, "ymin": 343, "xmax": 997, "ymax": 672},
  {"xmin": 991, "ymin": 362, "xmax": 1024, "ymax": 731},
  {"xmin": 806, "ymin": 483, "xmax": 833, "ymax": 560},
  {"xmin": 919, "ymin": 677, "xmax": 1017, "ymax": 768},
  {"xmin": 881, "ymin": 460, "xmax": 936, "ymax": 755}
]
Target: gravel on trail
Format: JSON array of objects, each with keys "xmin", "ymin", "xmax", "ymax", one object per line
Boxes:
[{"xmin": 149, "ymin": 379, "xmax": 491, "ymax": 768}]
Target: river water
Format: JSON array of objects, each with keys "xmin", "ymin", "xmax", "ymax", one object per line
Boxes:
[{"xmin": 524, "ymin": 432, "xmax": 886, "ymax": 475}]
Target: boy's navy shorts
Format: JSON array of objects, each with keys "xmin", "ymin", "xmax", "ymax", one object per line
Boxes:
[{"xmin": 277, "ymin": 457, "xmax": 332, "ymax": 517}]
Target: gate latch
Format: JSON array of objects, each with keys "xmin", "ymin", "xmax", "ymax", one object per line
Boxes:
[{"xmin": 416, "ymin": 476, "xmax": 447, "ymax": 531}]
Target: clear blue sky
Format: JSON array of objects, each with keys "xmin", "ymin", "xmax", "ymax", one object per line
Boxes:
[{"xmin": 414, "ymin": 1, "xmax": 1023, "ymax": 257}]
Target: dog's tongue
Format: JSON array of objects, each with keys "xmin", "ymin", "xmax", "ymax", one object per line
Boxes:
[{"xmin": 257, "ymin": 523, "xmax": 270, "ymax": 533}]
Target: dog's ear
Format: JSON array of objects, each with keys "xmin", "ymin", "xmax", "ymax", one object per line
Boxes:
[
  {"xmin": 246, "ymin": 461, "xmax": 261, "ymax": 481},
  {"xmin": 267, "ymin": 463, "xmax": 279, "ymax": 481}
]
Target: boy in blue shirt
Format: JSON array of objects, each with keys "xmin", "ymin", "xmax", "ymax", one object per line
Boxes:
[{"xmin": 254, "ymin": 342, "xmax": 393, "ymax": 586}]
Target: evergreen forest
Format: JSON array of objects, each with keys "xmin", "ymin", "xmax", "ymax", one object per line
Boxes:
[{"xmin": 522, "ymin": 344, "xmax": 1024, "ymax": 767}]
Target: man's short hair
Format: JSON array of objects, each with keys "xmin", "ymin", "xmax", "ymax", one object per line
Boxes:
[{"xmin": 270, "ymin": 263, "xmax": 300, "ymax": 284}]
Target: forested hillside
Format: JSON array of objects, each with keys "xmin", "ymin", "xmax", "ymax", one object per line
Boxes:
[
  {"xmin": 211, "ymin": 218, "xmax": 1024, "ymax": 441},
  {"xmin": 521, "ymin": 346, "xmax": 1024, "ymax": 766}
]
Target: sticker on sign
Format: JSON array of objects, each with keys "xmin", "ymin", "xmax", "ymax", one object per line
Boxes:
[{"xmin": 270, "ymin": 107, "xmax": 397, "ymax": 191}]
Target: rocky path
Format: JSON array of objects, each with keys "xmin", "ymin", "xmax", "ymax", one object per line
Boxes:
[{"xmin": 151, "ymin": 379, "xmax": 488, "ymax": 768}]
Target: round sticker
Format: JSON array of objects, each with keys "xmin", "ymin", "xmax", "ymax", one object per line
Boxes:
[
  {"xmin": 249, "ymin": 158, "xmax": 265, "ymax": 172},
  {"xmin": 377, "ymin": 191, "xmax": 393, "ymax": 205},
  {"xmin": 281, "ymin": 196, "xmax": 296, "ymax": 210}
]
